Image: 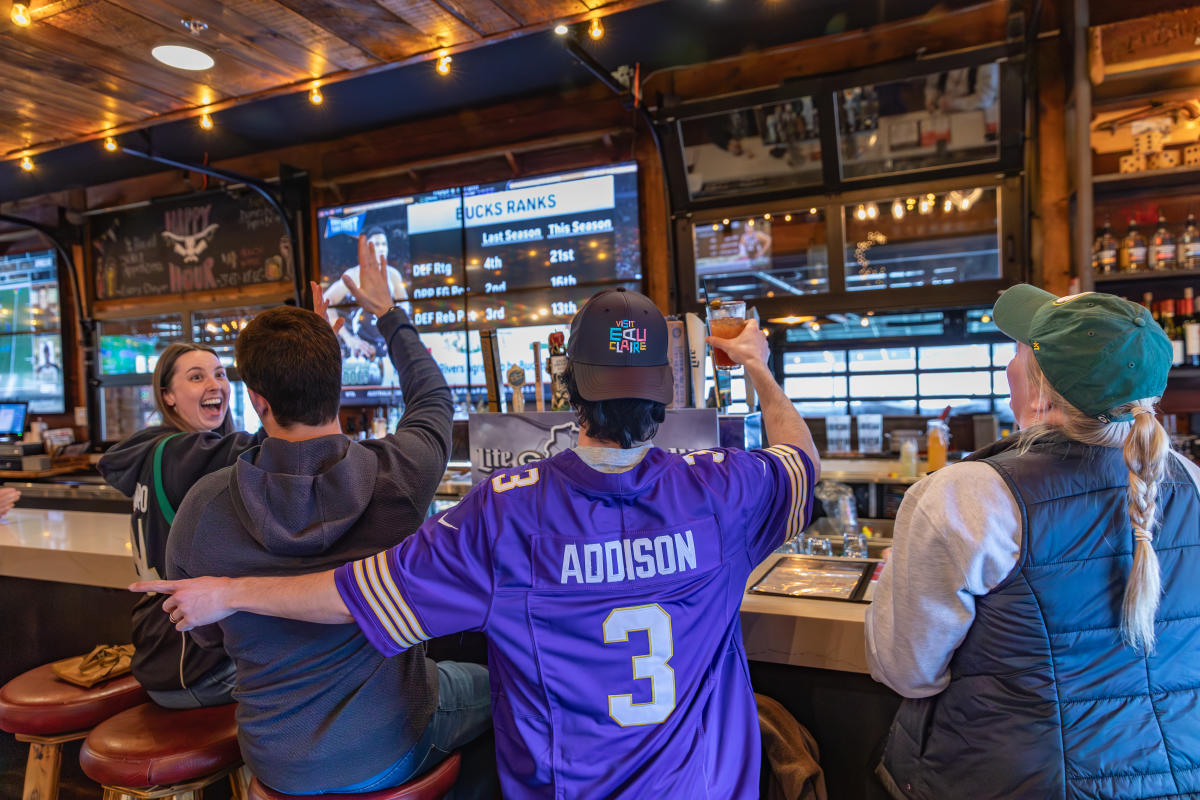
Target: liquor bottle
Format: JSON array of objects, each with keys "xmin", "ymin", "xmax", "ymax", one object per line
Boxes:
[
  {"xmin": 1179, "ymin": 213, "xmax": 1200, "ymax": 270},
  {"xmin": 1162, "ymin": 299, "xmax": 1185, "ymax": 367},
  {"xmin": 1094, "ymin": 219, "xmax": 1118, "ymax": 274},
  {"xmin": 1153, "ymin": 212, "xmax": 1177, "ymax": 270},
  {"xmin": 1183, "ymin": 287, "xmax": 1200, "ymax": 367},
  {"xmin": 1120, "ymin": 220, "xmax": 1148, "ymax": 272}
]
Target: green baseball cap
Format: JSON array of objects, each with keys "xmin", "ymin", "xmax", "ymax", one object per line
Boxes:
[{"xmin": 992, "ymin": 284, "xmax": 1171, "ymax": 423}]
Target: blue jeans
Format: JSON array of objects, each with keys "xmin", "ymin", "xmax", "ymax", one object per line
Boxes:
[
  {"xmin": 146, "ymin": 659, "xmax": 237, "ymax": 709},
  {"xmin": 324, "ymin": 661, "xmax": 494, "ymax": 798}
]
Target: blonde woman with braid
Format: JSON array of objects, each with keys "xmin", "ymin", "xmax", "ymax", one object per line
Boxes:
[{"xmin": 866, "ymin": 285, "xmax": 1200, "ymax": 800}]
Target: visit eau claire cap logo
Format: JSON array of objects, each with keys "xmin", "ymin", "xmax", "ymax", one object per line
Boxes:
[{"xmin": 609, "ymin": 319, "xmax": 648, "ymax": 354}]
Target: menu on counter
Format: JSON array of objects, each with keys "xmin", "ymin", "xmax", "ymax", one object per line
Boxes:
[{"xmin": 750, "ymin": 556, "xmax": 873, "ymax": 602}]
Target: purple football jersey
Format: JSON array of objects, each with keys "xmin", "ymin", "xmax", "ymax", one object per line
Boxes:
[{"xmin": 335, "ymin": 444, "xmax": 813, "ymax": 799}]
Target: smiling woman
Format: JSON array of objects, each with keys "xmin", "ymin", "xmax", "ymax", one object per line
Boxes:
[{"xmin": 97, "ymin": 339, "xmax": 267, "ymax": 710}]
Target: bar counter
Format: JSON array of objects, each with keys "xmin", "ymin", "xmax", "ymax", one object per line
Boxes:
[{"xmin": 1, "ymin": 507, "xmax": 870, "ymax": 671}]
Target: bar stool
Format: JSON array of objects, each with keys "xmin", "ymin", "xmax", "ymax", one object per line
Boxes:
[
  {"xmin": 246, "ymin": 751, "xmax": 461, "ymax": 800},
  {"xmin": 0, "ymin": 661, "xmax": 148, "ymax": 800},
  {"xmin": 79, "ymin": 702, "xmax": 244, "ymax": 799}
]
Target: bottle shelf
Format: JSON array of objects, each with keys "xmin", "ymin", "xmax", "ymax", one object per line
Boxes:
[
  {"xmin": 1094, "ymin": 268, "xmax": 1200, "ymax": 284},
  {"xmin": 1093, "ymin": 165, "xmax": 1200, "ymax": 198}
]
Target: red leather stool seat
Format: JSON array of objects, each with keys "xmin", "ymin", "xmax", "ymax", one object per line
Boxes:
[
  {"xmin": 247, "ymin": 751, "xmax": 461, "ymax": 800},
  {"xmin": 0, "ymin": 663, "xmax": 148, "ymax": 736},
  {"xmin": 80, "ymin": 702, "xmax": 240, "ymax": 788}
]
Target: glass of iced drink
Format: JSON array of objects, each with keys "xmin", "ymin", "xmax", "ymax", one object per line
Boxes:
[{"xmin": 708, "ymin": 300, "xmax": 747, "ymax": 370}]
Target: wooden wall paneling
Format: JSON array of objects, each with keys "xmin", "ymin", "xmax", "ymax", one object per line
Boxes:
[
  {"xmin": 374, "ymin": 0, "xmax": 482, "ymax": 42},
  {"xmin": 269, "ymin": 0, "xmax": 434, "ymax": 61},
  {"xmin": 428, "ymin": 0, "xmax": 520, "ymax": 36},
  {"xmin": 47, "ymin": 1, "xmax": 289, "ymax": 96},
  {"xmin": 103, "ymin": 0, "xmax": 328, "ymax": 82},
  {"xmin": 1034, "ymin": 36, "xmax": 1072, "ymax": 295},
  {"xmin": 633, "ymin": 118, "xmax": 670, "ymax": 310},
  {"xmin": 228, "ymin": 0, "xmax": 379, "ymax": 69},
  {"xmin": 641, "ymin": 1, "xmax": 1010, "ymax": 102}
]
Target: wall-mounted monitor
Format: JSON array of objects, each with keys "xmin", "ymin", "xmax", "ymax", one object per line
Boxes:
[
  {"xmin": 0, "ymin": 249, "xmax": 64, "ymax": 414},
  {"xmin": 317, "ymin": 162, "xmax": 641, "ymax": 407},
  {"xmin": 462, "ymin": 162, "xmax": 641, "ymax": 294}
]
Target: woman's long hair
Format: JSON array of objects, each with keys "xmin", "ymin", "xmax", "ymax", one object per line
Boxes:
[
  {"xmin": 1016, "ymin": 354, "xmax": 1167, "ymax": 653},
  {"xmin": 152, "ymin": 342, "xmax": 231, "ymax": 434}
]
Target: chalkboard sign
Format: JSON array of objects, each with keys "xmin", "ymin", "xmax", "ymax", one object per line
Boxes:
[{"xmin": 91, "ymin": 190, "xmax": 291, "ymax": 300}]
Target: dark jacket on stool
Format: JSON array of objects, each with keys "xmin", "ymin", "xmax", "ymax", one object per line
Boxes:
[{"xmin": 166, "ymin": 309, "xmax": 453, "ymax": 794}]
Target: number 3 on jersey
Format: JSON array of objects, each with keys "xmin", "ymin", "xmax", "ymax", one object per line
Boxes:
[{"xmin": 603, "ymin": 604, "xmax": 676, "ymax": 726}]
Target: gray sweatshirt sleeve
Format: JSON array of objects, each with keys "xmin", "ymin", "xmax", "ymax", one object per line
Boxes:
[{"xmin": 864, "ymin": 462, "xmax": 1021, "ymax": 698}]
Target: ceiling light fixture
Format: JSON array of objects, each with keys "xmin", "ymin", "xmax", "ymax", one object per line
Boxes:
[
  {"xmin": 588, "ymin": 18, "xmax": 604, "ymax": 39},
  {"xmin": 104, "ymin": 137, "xmax": 118, "ymax": 152},
  {"xmin": 20, "ymin": 156, "xmax": 34, "ymax": 171},
  {"xmin": 554, "ymin": 22, "xmax": 569, "ymax": 35},
  {"xmin": 152, "ymin": 44, "xmax": 214, "ymax": 71},
  {"xmin": 11, "ymin": 2, "xmax": 31, "ymax": 26},
  {"xmin": 199, "ymin": 112, "xmax": 213, "ymax": 130}
]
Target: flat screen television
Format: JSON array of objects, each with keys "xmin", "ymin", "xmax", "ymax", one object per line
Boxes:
[
  {"xmin": 316, "ymin": 162, "xmax": 641, "ymax": 407},
  {"xmin": 462, "ymin": 162, "xmax": 641, "ymax": 294},
  {"xmin": 0, "ymin": 249, "xmax": 64, "ymax": 413}
]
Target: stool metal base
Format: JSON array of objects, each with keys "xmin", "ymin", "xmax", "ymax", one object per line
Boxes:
[
  {"xmin": 99, "ymin": 764, "xmax": 249, "ymax": 800},
  {"xmin": 14, "ymin": 730, "xmax": 89, "ymax": 800}
]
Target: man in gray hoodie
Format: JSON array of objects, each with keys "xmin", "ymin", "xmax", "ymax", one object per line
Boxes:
[{"xmin": 164, "ymin": 250, "xmax": 492, "ymax": 795}]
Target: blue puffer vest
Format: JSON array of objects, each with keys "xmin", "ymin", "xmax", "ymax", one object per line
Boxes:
[{"xmin": 879, "ymin": 436, "xmax": 1200, "ymax": 799}]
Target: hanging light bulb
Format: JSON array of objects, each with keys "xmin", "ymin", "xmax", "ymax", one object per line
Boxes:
[
  {"xmin": 855, "ymin": 204, "xmax": 868, "ymax": 221},
  {"xmin": 435, "ymin": 52, "xmax": 452, "ymax": 75},
  {"xmin": 10, "ymin": 2, "xmax": 31, "ymax": 26},
  {"xmin": 19, "ymin": 156, "xmax": 34, "ymax": 171},
  {"xmin": 891, "ymin": 199, "xmax": 905, "ymax": 220},
  {"xmin": 943, "ymin": 198, "xmax": 953, "ymax": 212},
  {"xmin": 309, "ymin": 86, "xmax": 323, "ymax": 105},
  {"xmin": 588, "ymin": 17, "xmax": 604, "ymax": 39},
  {"xmin": 104, "ymin": 137, "xmax": 118, "ymax": 152},
  {"xmin": 199, "ymin": 113, "xmax": 214, "ymax": 130},
  {"xmin": 865, "ymin": 202, "xmax": 879, "ymax": 220},
  {"xmin": 763, "ymin": 213, "xmax": 771, "ymax": 221}
]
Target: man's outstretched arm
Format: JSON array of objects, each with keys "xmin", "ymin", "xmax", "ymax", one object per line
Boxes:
[{"xmin": 130, "ymin": 571, "xmax": 351, "ymax": 632}]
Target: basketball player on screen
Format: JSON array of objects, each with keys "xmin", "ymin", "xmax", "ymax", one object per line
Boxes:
[
  {"xmin": 321, "ymin": 228, "xmax": 408, "ymax": 358},
  {"xmin": 133, "ymin": 288, "xmax": 820, "ymax": 799}
]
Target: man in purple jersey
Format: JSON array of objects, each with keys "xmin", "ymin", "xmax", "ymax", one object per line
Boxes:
[{"xmin": 133, "ymin": 287, "xmax": 820, "ymax": 799}]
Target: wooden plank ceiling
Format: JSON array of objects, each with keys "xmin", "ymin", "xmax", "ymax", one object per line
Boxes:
[{"xmin": 0, "ymin": 0, "xmax": 655, "ymax": 162}]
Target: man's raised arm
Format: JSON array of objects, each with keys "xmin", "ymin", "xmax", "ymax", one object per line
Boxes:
[{"xmin": 130, "ymin": 571, "xmax": 352, "ymax": 631}]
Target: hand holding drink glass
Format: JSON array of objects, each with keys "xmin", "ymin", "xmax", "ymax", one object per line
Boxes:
[{"xmin": 705, "ymin": 300, "xmax": 755, "ymax": 369}]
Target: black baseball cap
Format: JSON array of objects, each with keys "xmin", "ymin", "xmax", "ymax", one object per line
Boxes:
[{"xmin": 567, "ymin": 287, "xmax": 674, "ymax": 404}]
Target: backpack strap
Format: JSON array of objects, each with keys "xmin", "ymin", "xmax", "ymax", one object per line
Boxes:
[{"xmin": 153, "ymin": 433, "xmax": 184, "ymax": 526}]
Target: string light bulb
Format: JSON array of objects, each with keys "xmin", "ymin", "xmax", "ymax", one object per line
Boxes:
[
  {"xmin": 20, "ymin": 156, "xmax": 34, "ymax": 171},
  {"xmin": 199, "ymin": 113, "xmax": 213, "ymax": 130},
  {"xmin": 588, "ymin": 17, "xmax": 604, "ymax": 39},
  {"xmin": 309, "ymin": 86, "xmax": 323, "ymax": 105},
  {"xmin": 103, "ymin": 137, "xmax": 118, "ymax": 152},
  {"xmin": 11, "ymin": 2, "xmax": 31, "ymax": 26},
  {"xmin": 891, "ymin": 199, "xmax": 905, "ymax": 220},
  {"xmin": 435, "ymin": 52, "xmax": 452, "ymax": 75}
]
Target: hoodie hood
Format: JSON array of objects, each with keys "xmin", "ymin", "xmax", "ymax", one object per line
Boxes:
[
  {"xmin": 230, "ymin": 434, "xmax": 378, "ymax": 557},
  {"xmin": 97, "ymin": 425, "xmax": 178, "ymax": 497}
]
